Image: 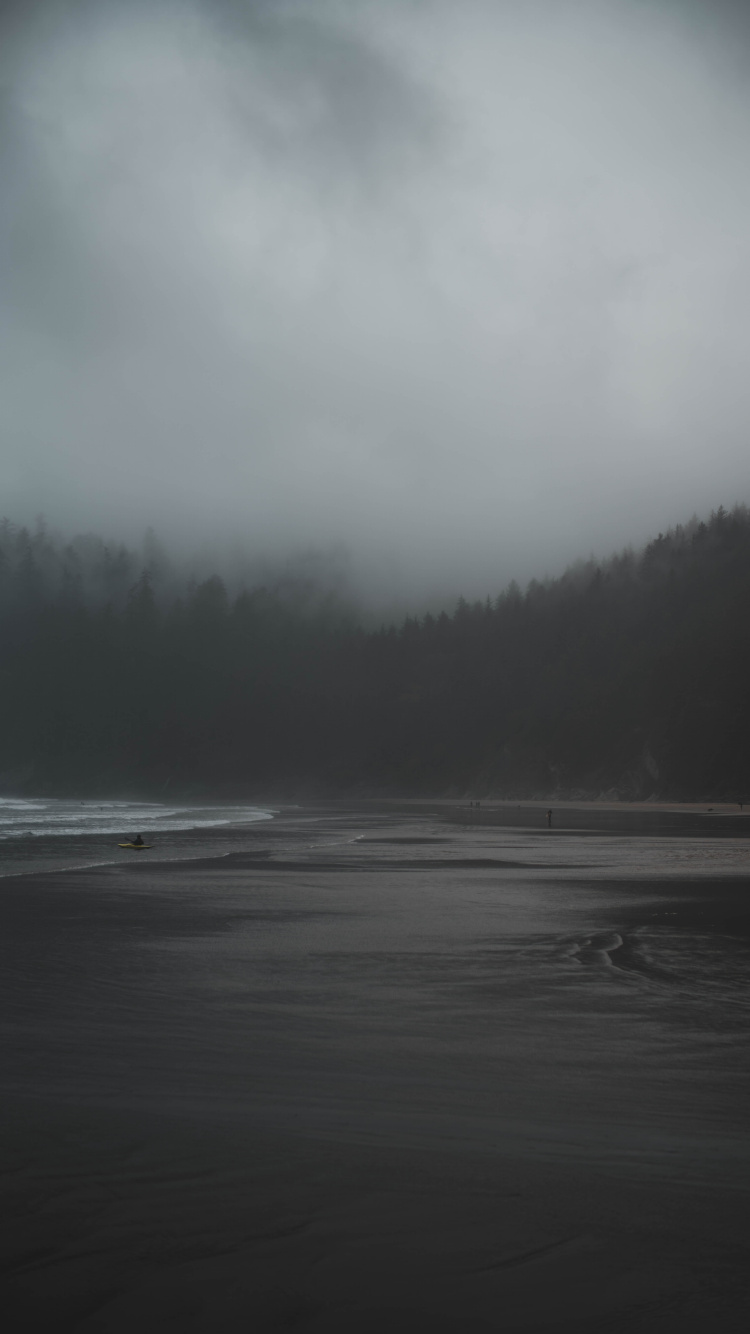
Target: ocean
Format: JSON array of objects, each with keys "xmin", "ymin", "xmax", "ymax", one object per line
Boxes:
[{"xmin": 0, "ymin": 794, "xmax": 275, "ymax": 878}]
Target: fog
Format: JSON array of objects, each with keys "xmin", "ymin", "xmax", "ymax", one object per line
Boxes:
[{"xmin": 2, "ymin": 0, "xmax": 750, "ymax": 603}]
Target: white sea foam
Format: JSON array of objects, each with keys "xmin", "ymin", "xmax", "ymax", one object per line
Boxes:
[{"xmin": 0, "ymin": 797, "xmax": 275, "ymax": 875}]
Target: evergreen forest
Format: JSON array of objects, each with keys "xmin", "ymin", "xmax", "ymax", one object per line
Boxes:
[{"xmin": 1, "ymin": 507, "xmax": 749, "ymax": 801}]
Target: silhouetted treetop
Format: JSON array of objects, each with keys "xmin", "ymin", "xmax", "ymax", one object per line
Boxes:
[{"xmin": 1, "ymin": 504, "xmax": 749, "ymax": 800}]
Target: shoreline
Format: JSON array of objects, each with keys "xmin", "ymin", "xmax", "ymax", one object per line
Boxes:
[
  {"xmin": 2, "ymin": 803, "xmax": 750, "ymax": 1329},
  {"xmin": 2, "ymin": 794, "xmax": 750, "ymax": 886}
]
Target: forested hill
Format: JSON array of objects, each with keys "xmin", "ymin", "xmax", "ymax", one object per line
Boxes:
[{"xmin": 1, "ymin": 508, "xmax": 749, "ymax": 800}]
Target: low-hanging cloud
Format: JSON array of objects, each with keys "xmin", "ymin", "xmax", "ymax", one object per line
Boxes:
[{"xmin": 2, "ymin": 0, "xmax": 750, "ymax": 602}]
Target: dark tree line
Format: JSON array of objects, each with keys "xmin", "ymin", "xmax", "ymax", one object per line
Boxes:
[{"xmin": 2, "ymin": 508, "xmax": 750, "ymax": 799}]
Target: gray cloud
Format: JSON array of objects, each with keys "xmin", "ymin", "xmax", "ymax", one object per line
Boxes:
[{"xmin": 2, "ymin": 0, "xmax": 750, "ymax": 602}]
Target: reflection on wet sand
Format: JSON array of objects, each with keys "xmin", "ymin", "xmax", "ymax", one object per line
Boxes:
[{"xmin": 1, "ymin": 801, "xmax": 749, "ymax": 1330}]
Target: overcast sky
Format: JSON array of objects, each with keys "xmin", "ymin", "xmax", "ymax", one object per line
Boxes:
[{"xmin": 2, "ymin": 0, "xmax": 750, "ymax": 602}]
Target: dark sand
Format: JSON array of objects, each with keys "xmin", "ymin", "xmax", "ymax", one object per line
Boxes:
[{"xmin": 2, "ymin": 802, "xmax": 750, "ymax": 1331}]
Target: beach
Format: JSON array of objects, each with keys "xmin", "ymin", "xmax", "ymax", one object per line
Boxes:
[{"xmin": 1, "ymin": 800, "xmax": 750, "ymax": 1330}]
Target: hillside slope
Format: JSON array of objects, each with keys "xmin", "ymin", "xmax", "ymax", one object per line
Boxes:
[{"xmin": 1, "ymin": 508, "xmax": 748, "ymax": 799}]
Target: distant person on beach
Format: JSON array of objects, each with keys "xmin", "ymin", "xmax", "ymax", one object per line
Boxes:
[
  {"xmin": 132, "ymin": 834, "xmax": 144, "ymax": 847},
  {"xmin": 546, "ymin": 809, "xmax": 553, "ymax": 828}
]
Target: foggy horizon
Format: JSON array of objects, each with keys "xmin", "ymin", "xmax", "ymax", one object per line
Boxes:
[
  {"xmin": 0, "ymin": 501, "xmax": 742, "ymax": 624},
  {"xmin": 3, "ymin": 0, "xmax": 750, "ymax": 603}
]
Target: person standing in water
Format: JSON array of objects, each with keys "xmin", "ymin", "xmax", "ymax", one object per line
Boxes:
[{"xmin": 546, "ymin": 809, "xmax": 553, "ymax": 828}]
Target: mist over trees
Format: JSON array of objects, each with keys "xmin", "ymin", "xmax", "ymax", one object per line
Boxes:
[{"xmin": 1, "ymin": 507, "xmax": 749, "ymax": 801}]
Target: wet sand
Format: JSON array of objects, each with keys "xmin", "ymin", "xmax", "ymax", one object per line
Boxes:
[{"xmin": 2, "ymin": 802, "xmax": 750, "ymax": 1330}]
